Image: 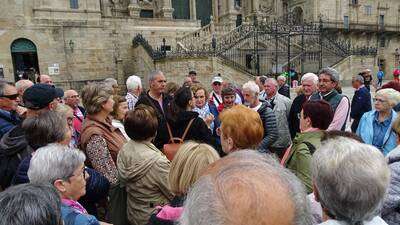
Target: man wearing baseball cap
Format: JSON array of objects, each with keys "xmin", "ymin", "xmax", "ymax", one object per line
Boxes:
[
  {"xmin": 0, "ymin": 84, "xmax": 62, "ymax": 188},
  {"xmin": 23, "ymin": 84, "xmax": 62, "ymax": 117},
  {"xmin": 209, "ymin": 76, "xmax": 223, "ymax": 108}
]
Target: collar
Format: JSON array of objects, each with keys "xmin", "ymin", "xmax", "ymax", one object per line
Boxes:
[
  {"xmin": 374, "ymin": 111, "xmax": 392, "ymax": 125},
  {"xmin": 322, "ymin": 90, "xmax": 335, "ymax": 98},
  {"xmin": 127, "ymin": 92, "xmax": 138, "ymax": 99},
  {"xmin": 301, "ymin": 127, "xmax": 320, "ymax": 133},
  {"xmin": 356, "ymin": 85, "xmax": 365, "ymax": 91}
]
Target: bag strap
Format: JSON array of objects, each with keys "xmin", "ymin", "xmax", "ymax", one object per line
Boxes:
[
  {"xmin": 166, "ymin": 122, "xmax": 174, "ymax": 141},
  {"xmin": 181, "ymin": 118, "xmax": 195, "ymax": 140},
  {"xmin": 302, "ymin": 141, "xmax": 317, "ymax": 154}
]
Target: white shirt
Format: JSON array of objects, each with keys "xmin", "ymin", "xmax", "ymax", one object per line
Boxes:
[
  {"xmin": 319, "ymin": 216, "xmax": 388, "ymax": 225},
  {"xmin": 112, "ymin": 119, "xmax": 130, "ymax": 141},
  {"xmin": 250, "ymin": 103, "xmax": 262, "ymax": 112}
]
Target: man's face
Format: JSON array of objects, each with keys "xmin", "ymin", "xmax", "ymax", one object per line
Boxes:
[
  {"xmin": 65, "ymin": 90, "xmax": 80, "ymax": 108},
  {"xmin": 255, "ymin": 77, "xmax": 263, "ymax": 90},
  {"xmin": 150, "ymin": 73, "xmax": 167, "ymax": 95},
  {"xmin": 40, "ymin": 75, "xmax": 53, "ymax": 85},
  {"xmin": 212, "ymin": 82, "xmax": 222, "ymax": 94},
  {"xmin": 302, "ymin": 80, "xmax": 317, "ymax": 97},
  {"xmin": 189, "ymin": 73, "xmax": 197, "ymax": 82},
  {"xmin": 0, "ymin": 85, "xmax": 19, "ymax": 111},
  {"xmin": 318, "ymin": 74, "xmax": 336, "ymax": 94},
  {"xmin": 242, "ymin": 89, "xmax": 256, "ymax": 107},
  {"xmin": 264, "ymin": 82, "xmax": 277, "ymax": 97},
  {"xmin": 351, "ymin": 79, "xmax": 360, "ymax": 89},
  {"xmin": 223, "ymin": 94, "xmax": 236, "ymax": 108},
  {"xmin": 277, "ymin": 79, "xmax": 285, "ymax": 87}
]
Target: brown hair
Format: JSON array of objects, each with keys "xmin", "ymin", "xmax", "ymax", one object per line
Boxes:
[
  {"xmin": 219, "ymin": 105, "xmax": 264, "ymax": 150},
  {"xmin": 165, "ymin": 82, "xmax": 179, "ymax": 97},
  {"xmin": 81, "ymin": 82, "xmax": 113, "ymax": 115},
  {"xmin": 302, "ymin": 100, "xmax": 334, "ymax": 130},
  {"xmin": 124, "ymin": 104, "xmax": 158, "ymax": 141},
  {"xmin": 191, "ymin": 84, "xmax": 208, "ymax": 100},
  {"xmin": 110, "ymin": 95, "xmax": 126, "ymax": 118}
]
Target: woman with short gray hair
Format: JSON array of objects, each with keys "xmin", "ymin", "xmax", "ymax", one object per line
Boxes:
[
  {"xmin": 357, "ymin": 88, "xmax": 399, "ymax": 155},
  {"xmin": 28, "ymin": 144, "xmax": 107, "ymax": 225},
  {"xmin": 312, "ymin": 137, "xmax": 390, "ymax": 225}
]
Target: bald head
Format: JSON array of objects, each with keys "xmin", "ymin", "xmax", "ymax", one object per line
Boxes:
[
  {"xmin": 38, "ymin": 75, "xmax": 53, "ymax": 85},
  {"xmin": 180, "ymin": 150, "xmax": 313, "ymax": 225}
]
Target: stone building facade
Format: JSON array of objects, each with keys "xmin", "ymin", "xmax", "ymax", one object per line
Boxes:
[{"xmin": 0, "ymin": 0, "xmax": 399, "ymax": 88}]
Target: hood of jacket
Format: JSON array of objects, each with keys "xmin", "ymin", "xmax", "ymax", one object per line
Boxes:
[
  {"xmin": 388, "ymin": 146, "xmax": 400, "ymax": 164},
  {"xmin": 0, "ymin": 125, "xmax": 28, "ymax": 157},
  {"xmin": 118, "ymin": 140, "xmax": 164, "ymax": 182}
]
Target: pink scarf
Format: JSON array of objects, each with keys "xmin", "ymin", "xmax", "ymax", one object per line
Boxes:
[{"xmin": 62, "ymin": 199, "xmax": 88, "ymax": 214}]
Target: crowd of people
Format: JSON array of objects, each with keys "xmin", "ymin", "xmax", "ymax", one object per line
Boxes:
[{"xmin": 1, "ymin": 67, "xmax": 400, "ymax": 225}]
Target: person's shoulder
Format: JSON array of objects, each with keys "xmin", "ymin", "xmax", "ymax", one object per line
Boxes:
[
  {"xmin": 61, "ymin": 204, "xmax": 100, "ymax": 225},
  {"xmin": 74, "ymin": 213, "xmax": 100, "ymax": 225}
]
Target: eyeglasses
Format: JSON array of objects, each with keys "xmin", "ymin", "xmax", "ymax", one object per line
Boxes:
[
  {"xmin": 213, "ymin": 82, "xmax": 222, "ymax": 86},
  {"xmin": 68, "ymin": 95, "xmax": 80, "ymax": 99},
  {"xmin": 373, "ymin": 98, "xmax": 387, "ymax": 103},
  {"xmin": 318, "ymin": 79, "xmax": 333, "ymax": 83},
  {"xmin": 194, "ymin": 95, "xmax": 206, "ymax": 99},
  {"xmin": 68, "ymin": 167, "xmax": 88, "ymax": 180},
  {"xmin": 0, "ymin": 93, "xmax": 19, "ymax": 100}
]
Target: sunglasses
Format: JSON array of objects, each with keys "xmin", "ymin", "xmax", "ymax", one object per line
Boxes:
[
  {"xmin": 0, "ymin": 93, "xmax": 19, "ymax": 100},
  {"xmin": 213, "ymin": 82, "xmax": 222, "ymax": 86}
]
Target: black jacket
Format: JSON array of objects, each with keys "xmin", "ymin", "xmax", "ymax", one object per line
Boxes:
[
  {"xmin": 257, "ymin": 101, "xmax": 279, "ymax": 152},
  {"xmin": 350, "ymin": 86, "xmax": 372, "ymax": 132},
  {"xmin": 288, "ymin": 94, "xmax": 307, "ymax": 139},
  {"xmin": 159, "ymin": 111, "xmax": 213, "ymax": 149},
  {"xmin": 278, "ymin": 84, "xmax": 290, "ymax": 99},
  {"xmin": 0, "ymin": 125, "xmax": 29, "ymax": 189},
  {"xmin": 136, "ymin": 91, "xmax": 171, "ymax": 149}
]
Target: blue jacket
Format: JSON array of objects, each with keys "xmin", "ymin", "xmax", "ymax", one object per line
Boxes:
[
  {"xmin": 0, "ymin": 109, "xmax": 20, "ymax": 139},
  {"xmin": 357, "ymin": 110, "xmax": 398, "ymax": 155},
  {"xmin": 61, "ymin": 204, "xmax": 99, "ymax": 225}
]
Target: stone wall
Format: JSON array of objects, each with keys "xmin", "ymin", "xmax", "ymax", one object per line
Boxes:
[{"xmin": 332, "ymin": 55, "xmax": 377, "ymax": 86}]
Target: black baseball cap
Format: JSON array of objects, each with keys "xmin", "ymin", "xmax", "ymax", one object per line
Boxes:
[{"xmin": 23, "ymin": 84, "xmax": 58, "ymax": 110}]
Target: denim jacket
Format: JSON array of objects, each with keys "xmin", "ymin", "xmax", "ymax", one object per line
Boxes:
[{"xmin": 61, "ymin": 204, "xmax": 100, "ymax": 225}]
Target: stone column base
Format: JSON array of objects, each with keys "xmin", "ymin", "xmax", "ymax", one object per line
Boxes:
[
  {"xmin": 160, "ymin": 7, "xmax": 174, "ymax": 18},
  {"xmin": 128, "ymin": 4, "xmax": 141, "ymax": 18}
]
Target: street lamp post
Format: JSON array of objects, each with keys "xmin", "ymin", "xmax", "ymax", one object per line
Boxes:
[{"xmin": 253, "ymin": 14, "xmax": 260, "ymax": 75}]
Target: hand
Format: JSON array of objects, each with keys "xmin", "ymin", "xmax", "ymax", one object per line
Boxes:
[{"xmin": 204, "ymin": 114, "xmax": 214, "ymax": 127}]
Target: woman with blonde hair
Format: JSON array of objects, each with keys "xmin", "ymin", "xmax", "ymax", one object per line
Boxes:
[{"xmin": 148, "ymin": 141, "xmax": 220, "ymax": 225}]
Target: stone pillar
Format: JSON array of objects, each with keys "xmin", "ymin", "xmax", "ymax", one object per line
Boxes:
[
  {"xmin": 128, "ymin": 0, "xmax": 141, "ymax": 18},
  {"xmin": 190, "ymin": 0, "xmax": 196, "ymax": 20},
  {"xmin": 160, "ymin": 0, "xmax": 174, "ymax": 18}
]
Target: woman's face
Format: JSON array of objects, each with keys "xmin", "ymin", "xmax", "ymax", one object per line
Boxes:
[
  {"xmin": 62, "ymin": 164, "xmax": 89, "ymax": 200},
  {"xmin": 374, "ymin": 95, "xmax": 390, "ymax": 112},
  {"xmin": 194, "ymin": 89, "xmax": 207, "ymax": 108},
  {"xmin": 102, "ymin": 96, "xmax": 115, "ymax": 113},
  {"xmin": 117, "ymin": 101, "xmax": 129, "ymax": 121}
]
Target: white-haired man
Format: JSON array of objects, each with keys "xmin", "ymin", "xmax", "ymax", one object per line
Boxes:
[
  {"xmin": 242, "ymin": 81, "xmax": 278, "ymax": 152},
  {"xmin": 125, "ymin": 75, "xmax": 142, "ymax": 110},
  {"xmin": 310, "ymin": 68, "xmax": 350, "ymax": 131},
  {"xmin": 264, "ymin": 78, "xmax": 292, "ymax": 158},
  {"xmin": 288, "ymin": 72, "xmax": 318, "ymax": 138},
  {"xmin": 180, "ymin": 150, "xmax": 313, "ymax": 225},
  {"xmin": 312, "ymin": 137, "xmax": 390, "ymax": 225},
  {"xmin": 277, "ymin": 75, "xmax": 290, "ymax": 98}
]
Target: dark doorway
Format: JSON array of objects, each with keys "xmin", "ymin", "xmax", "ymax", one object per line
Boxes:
[
  {"xmin": 196, "ymin": 0, "xmax": 212, "ymax": 26},
  {"xmin": 172, "ymin": 0, "xmax": 190, "ymax": 20},
  {"xmin": 11, "ymin": 38, "xmax": 39, "ymax": 82},
  {"xmin": 293, "ymin": 7, "xmax": 304, "ymax": 24}
]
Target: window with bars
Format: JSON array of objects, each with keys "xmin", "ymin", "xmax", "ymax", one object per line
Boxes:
[
  {"xmin": 380, "ymin": 36, "xmax": 386, "ymax": 48},
  {"xmin": 70, "ymin": 0, "xmax": 78, "ymax": 9},
  {"xmin": 351, "ymin": 0, "xmax": 358, "ymax": 5}
]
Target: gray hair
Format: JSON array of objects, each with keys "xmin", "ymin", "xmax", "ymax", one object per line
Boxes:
[
  {"xmin": 104, "ymin": 78, "xmax": 118, "ymax": 87},
  {"xmin": 277, "ymin": 75, "xmax": 287, "ymax": 82},
  {"xmin": 0, "ymin": 183, "xmax": 62, "ymax": 225},
  {"xmin": 312, "ymin": 137, "xmax": 390, "ymax": 224},
  {"xmin": 148, "ymin": 70, "xmax": 164, "ymax": 83},
  {"xmin": 28, "ymin": 144, "xmax": 86, "ymax": 185},
  {"xmin": 0, "ymin": 80, "xmax": 9, "ymax": 97},
  {"xmin": 353, "ymin": 75, "xmax": 364, "ymax": 84},
  {"xmin": 265, "ymin": 78, "xmax": 278, "ymax": 87},
  {"xmin": 242, "ymin": 81, "xmax": 260, "ymax": 95},
  {"xmin": 15, "ymin": 79, "xmax": 33, "ymax": 95},
  {"xmin": 81, "ymin": 82, "xmax": 113, "ymax": 115},
  {"xmin": 318, "ymin": 67, "xmax": 340, "ymax": 83},
  {"xmin": 126, "ymin": 75, "xmax": 142, "ymax": 91},
  {"xmin": 301, "ymin": 73, "xmax": 318, "ymax": 85},
  {"xmin": 22, "ymin": 111, "xmax": 68, "ymax": 150},
  {"xmin": 376, "ymin": 88, "xmax": 400, "ymax": 107},
  {"xmin": 180, "ymin": 150, "xmax": 313, "ymax": 225}
]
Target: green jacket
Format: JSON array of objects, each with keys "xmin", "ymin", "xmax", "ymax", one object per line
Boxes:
[{"xmin": 284, "ymin": 131, "xmax": 323, "ymax": 193}]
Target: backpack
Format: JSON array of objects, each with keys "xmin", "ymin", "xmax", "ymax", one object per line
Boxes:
[{"xmin": 162, "ymin": 119, "xmax": 194, "ymax": 161}]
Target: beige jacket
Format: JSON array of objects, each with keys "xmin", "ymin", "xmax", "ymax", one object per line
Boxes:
[{"xmin": 117, "ymin": 140, "xmax": 173, "ymax": 225}]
